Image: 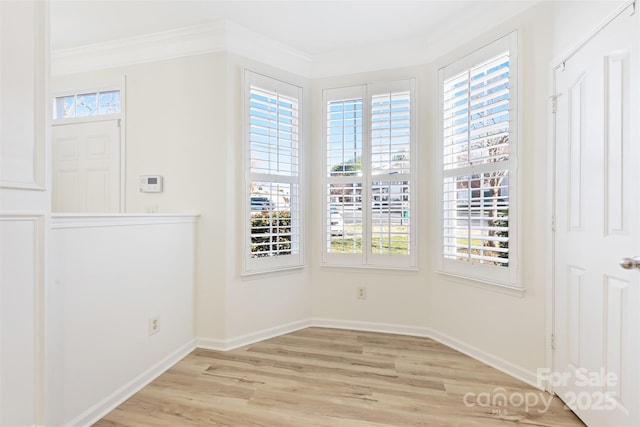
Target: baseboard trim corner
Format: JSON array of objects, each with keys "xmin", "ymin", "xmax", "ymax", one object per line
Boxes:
[
  {"xmin": 65, "ymin": 339, "xmax": 196, "ymax": 427},
  {"xmin": 311, "ymin": 318, "xmax": 539, "ymax": 390},
  {"xmin": 428, "ymin": 327, "xmax": 541, "ymax": 389},
  {"xmin": 196, "ymin": 318, "xmax": 313, "ymax": 352}
]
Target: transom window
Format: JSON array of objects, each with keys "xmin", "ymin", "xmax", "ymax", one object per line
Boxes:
[{"xmin": 53, "ymin": 90, "xmax": 121, "ymax": 120}]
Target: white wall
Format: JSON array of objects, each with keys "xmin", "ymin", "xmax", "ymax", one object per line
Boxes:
[
  {"xmin": 310, "ymin": 3, "xmax": 555, "ymax": 385},
  {"xmin": 219, "ymin": 54, "xmax": 312, "ymax": 344},
  {"xmin": 0, "ymin": 1, "xmax": 48, "ymax": 425},
  {"xmin": 550, "ymin": 0, "xmax": 629, "ymax": 58},
  {"xmin": 53, "ymin": 52, "xmax": 315, "ymax": 349},
  {"xmin": 49, "ymin": 215, "xmax": 197, "ymax": 426},
  {"xmin": 53, "ymin": 54, "xmax": 229, "ymax": 342}
]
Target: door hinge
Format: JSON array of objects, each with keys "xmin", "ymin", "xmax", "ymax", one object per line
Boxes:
[
  {"xmin": 551, "ymin": 334, "xmax": 556, "ymax": 351},
  {"xmin": 551, "ymin": 215, "xmax": 556, "ymax": 232},
  {"xmin": 551, "ymin": 95, "xmax": 558, "ymax": 114}
]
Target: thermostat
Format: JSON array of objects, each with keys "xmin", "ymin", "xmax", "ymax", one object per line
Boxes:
[{"xmin": 139, "ymin": 175, "xmax": 163, "ymax": 192}]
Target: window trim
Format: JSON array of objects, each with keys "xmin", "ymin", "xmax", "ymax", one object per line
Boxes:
[
  {"xmin": 437, "ymin": 31, "xmax": 520, "ymax": 288},
  {"xmin": 322, "ymin": 79, "xmax": 417, "ymax": 269},
  {"xmin": 243, "ymin": 70, "xmax": 304, "ymax": 275}
]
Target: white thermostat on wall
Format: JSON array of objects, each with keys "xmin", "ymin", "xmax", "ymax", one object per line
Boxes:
[{"xmin": 139, "ymin": 175, "xmax": 163, "ymax": 192}]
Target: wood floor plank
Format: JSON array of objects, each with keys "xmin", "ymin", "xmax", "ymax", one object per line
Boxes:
[{"xmin": 94, "ymin": 328, "xmax": 584, "ymax": 427}]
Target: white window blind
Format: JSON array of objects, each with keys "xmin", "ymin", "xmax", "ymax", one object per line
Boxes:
[
  {"xmin": 371, "ymin": 89, "xmax": 412, "ymax": 258},
  {"xmin": 324, "ymin": 80, "xmax": 416, "ymax": 268},
  {"xmin": 245, "ymin": 71, "xmax": 302, "ymax": 273},
  {"xmin": 439, "ymin": 32, "xmax": 518, "ymax": 286}
]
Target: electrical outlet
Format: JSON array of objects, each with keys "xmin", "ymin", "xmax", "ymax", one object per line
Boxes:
[
  {"xmin": 357, "ymin": 286, "xmax": 367, "ymax": 300},
  {"xmin": 145, "ymin": 204, "xmax": 158, "ymax": 213},
  {"xmin": 149, "ymin": 317, "xmax": 160, "ymax": 336}
]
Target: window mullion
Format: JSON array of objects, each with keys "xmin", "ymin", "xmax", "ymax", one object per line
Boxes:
[
  {"xmin": 466, "ymin": 69, "xmax": 472, "ymax": 261},
  {"xmin": 362, "ymin": 86, "xmax": 372, "ymax": 265}
]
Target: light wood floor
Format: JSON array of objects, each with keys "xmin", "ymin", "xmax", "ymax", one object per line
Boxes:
[{"xmin": 95, "ymin": 328, "xmax": 584, "ymax": 426}]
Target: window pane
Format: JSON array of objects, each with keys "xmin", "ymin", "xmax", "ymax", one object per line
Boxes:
[
  {"xmin": 371, "ymin": 181, "xmax": 410, "ymax": 255},
  {"xmin": 327, "ymin": 99, "xmax": 363, "ymax": 177},
  {"xmin": 443, "ymin": 51, "xmax": 510, "ymax": 170},
  {"xmin": 250, "ymin": 181, "xmax": 299, "ymax": 258},
  {"xmin": 250, "ymin": 88, "xmax": 299, "ymax": 176},
  {"xmin": 76, "ymin": 93, "xmax": 98, "ymax": 117},
  {"xmin": 443, "ymin": 171, "xmax": 509, "ymax": 266},
  {"xmin": 98, "ymin": 90, "xmax": 121, "ymax": 115},
  {"xmin": 371, "ymin": 91, "xmax": 411, "ymax": 174},
  {"xmin": 327, "ymin": 183, "xmax": 363, "ymax": 254},
  {"xmin": 53, "ymin": 90, "xmax": 121, "ymax": 120},
  {"xmin": 54, "ymin": 95, "xmax": 76, "ymax": 119}
]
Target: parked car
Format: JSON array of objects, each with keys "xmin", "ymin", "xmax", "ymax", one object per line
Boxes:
[
  {"xmin": 251, "ymin": 196, "xmax": 271, "ymax": 212},
  {"xmin": 372, "ymin": 200, "xmax": 404, "ymax": 213}
]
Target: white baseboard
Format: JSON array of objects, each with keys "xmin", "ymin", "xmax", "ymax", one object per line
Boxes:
[
  {"xmin": 66, "ymin": 339, "xmax": 196, "ymax": 427},
  {"xmin": 312, "ymin": 317, "xmax": 432, "ymax": 338},
  {"xmin": 427, "ymin": 327, "xmax": 540, "ymax": 389},
  {"xmin": 196, "ymin": 318, "xmax": 312, "ymax": 352},
  {"xmin": 311, "ymin": 318, "xmax": 540, "ymax": 390},
  {"xmin": 72, "ymin": 319, "xmax": 540, "ymax": 427}
]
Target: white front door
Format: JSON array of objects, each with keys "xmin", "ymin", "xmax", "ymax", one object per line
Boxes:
[
  {"xmin": 553, "ymin": 6, "xmax": 639, "ymax": 427},
  {"xmin": 52, "ymin": 119, "xmax": 121, "ymax": 212}
]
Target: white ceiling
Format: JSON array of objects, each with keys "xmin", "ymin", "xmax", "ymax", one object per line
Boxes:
[{"xmin": 50, "ymin": 0, "xmax": 539, "ymax": 56}]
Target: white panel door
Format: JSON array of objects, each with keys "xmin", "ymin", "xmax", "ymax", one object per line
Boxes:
[
  {"xmin": 52, "ymin": 119, "xmax": 121, "ymax": 212},
  {"xmin": 554, "ymin": 6, "xmax": 639, "ymax": 427}
]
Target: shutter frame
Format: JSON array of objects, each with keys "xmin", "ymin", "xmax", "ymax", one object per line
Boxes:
[
  {"xmin": 244, "ymin": 70, "xmax": 304, "ymax": 274},
  {"xmin": 438, "ymin": 31, "xmax": 520, "ymax": 287}
]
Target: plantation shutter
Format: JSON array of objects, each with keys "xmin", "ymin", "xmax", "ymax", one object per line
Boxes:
[
  {"xmin": 323, "ymin": 80, "xmax": 416, "ymax": 268},
  {"xmin": 245, "ymin": 71, "xmax": 303, "ymax": 273},
  {"xmin": 369, "ymin": 81, "xmax": 414, "ymax": 265},
  {"xmin": 439, "ymin": 32, "xmax": 518, "ymax": 286},
  {"xmin": 324, "ymin": 85, "xmax": 366, "ymax": 264}
]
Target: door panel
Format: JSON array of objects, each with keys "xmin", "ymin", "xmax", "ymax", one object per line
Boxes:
[
  {"xmin": 52, "ymin": 120, "xmax": 121, "ymax": 212},
  {"xmin": 554, "ymin": 6, "xmax": 639, "ymax": 427}
]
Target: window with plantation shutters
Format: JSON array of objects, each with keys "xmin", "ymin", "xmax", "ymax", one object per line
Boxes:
[
  {"xmin": 323, "ymin": 79, "xmax": 416, "ymax": 268},
  {"xmin": 244, "ymin": 71, "xmax": 303, "ymax": 274},
  {"xmin": 439, "ymin": 32, "xmax": 519, "ymax": 286}
]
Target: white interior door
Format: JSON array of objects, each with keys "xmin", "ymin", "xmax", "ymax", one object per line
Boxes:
[
  {"xmin": 52, "ymin": 119, "xmax": 121, "ymax": 212},
  {"xmin": 553, "ymin": 6, "xmax": 639, "ymax": 427}
]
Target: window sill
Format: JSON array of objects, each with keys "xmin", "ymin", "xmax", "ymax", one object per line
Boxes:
[
  {"xmin": 438, "ymin": 271, "xmax": 525, "ymax": 297},
  {"xmin": 241, "ymin": 264, "xmax": 305, "ymax": 278},
  {"xmin": 320, "ymin": 263, "xmax": 418, "ymax": 274}
]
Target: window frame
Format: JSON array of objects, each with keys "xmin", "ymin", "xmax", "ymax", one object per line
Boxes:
[
  {"xmin": 243, "ymin": 70, "xmax": 304, "ymax": 275},
  {"xmin": 437, "ymin": 31, "xmax": 520, "ymax": 288},
  {"xmin": 322, "ymin": 79, "xmax": 417, "ymax": 269}
]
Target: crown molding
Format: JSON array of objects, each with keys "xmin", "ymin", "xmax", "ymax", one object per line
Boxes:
[{"xmin": 51, "ymin": 20, "xmax": 313, "ymax": 77}]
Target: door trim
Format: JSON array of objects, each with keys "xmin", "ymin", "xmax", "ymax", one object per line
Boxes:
[
  {"xmin": 51, "ymin": 76, "xmax": 126, "ymax": 212},
  {"xmin": 546, "ymin": 0, "xmax": 636, "ymax": 394}
]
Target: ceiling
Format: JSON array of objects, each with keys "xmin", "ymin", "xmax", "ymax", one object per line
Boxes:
[{"xmin": 50, "ymin": 0, "xmax": 539, "ymax": 56}]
